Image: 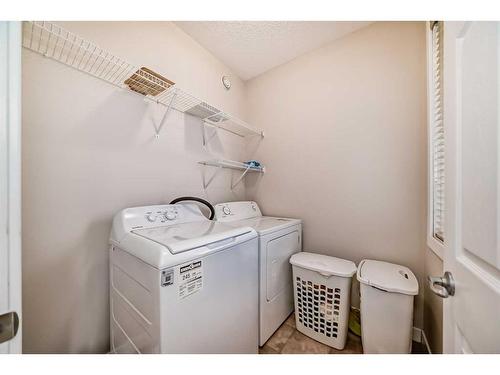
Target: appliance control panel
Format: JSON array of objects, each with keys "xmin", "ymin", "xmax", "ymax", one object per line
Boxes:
[
  {"xmin": 144, "ymin": 207, "xmax": 179, "ymax": 224},
  {"xmin": 214, "ymin": 201, "xmax": 262, "ymax": 222},
  {"xmin": 115, "ymin": 203, "xmax": 208, "ymax": 233}
]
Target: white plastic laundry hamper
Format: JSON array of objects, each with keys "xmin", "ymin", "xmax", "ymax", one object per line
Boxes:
[
  {"xmin": 290, "ymin": 252, "xmax": 357, "ymax": 350},
  {"xmin": 357, "ymin": 259, "xmax": 419, "ymax": 354}
]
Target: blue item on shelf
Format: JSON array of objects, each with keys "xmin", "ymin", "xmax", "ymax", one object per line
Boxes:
[{"xmin": 244, "ymin": 160, "xmax": 261, "ymax": 168}]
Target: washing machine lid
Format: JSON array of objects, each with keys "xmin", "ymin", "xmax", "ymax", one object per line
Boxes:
[
  {"xmin": 356, "ymin": 259, "xmax": 418, "ymax": 295},
  {"xmin": 225, "ymin": 216, "xmax": 301, "ymax": 235},
  {"xmin": 132, "ymin": 221, "xmax": 252, "ymax": 254},
  {"xmin": 290, "ymin": 252, "xmax": 356, "ymax": 277}
]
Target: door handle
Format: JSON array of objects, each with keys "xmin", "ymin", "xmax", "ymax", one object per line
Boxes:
[
  {"xmin": 0, "ymin": 311, "xmax": 19, "ymax": 344},
  {"xmin": 428, "ymin": 271, "xmax": 455, "ymax": 298}
]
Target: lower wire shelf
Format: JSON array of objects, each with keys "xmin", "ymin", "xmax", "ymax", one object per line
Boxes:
[{"xmin": 198, "ymin": 159, "xmax": 265, "ymax": 189}]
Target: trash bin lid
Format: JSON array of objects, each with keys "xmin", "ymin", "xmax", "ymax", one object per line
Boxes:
[
  {"xmin": 356, "ymin": 259, "xmax": 418, "ymax": 295},
  {"xmin": 290, "ymin": 252, "xmax": 357, "ymax": 277}
]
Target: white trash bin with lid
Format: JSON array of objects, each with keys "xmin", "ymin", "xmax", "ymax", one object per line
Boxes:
[
  {"xmin": 357, "ymin": 259, "xmax": 419, "ymax": 353},
  {"xmin": 290, "ymin": 252, "xmax": 357, "ymax": 350}
]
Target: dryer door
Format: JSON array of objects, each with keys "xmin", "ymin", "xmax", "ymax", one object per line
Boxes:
[{"xmin": 266, "ymin": 229, "xmax": 300, "ymax": 301}]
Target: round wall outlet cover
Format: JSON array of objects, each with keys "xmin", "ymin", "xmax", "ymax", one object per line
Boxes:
[{"xmin": 222, "ymin": 75, "xmax": 231, "ymax": 90}]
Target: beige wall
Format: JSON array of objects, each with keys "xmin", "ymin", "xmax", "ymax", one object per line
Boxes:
[
  {"xmin": 424, "ymin": 248, "xmax": 443, "ymax": 353},
  {"xmin": 22, "ymin": 22, "xmax": 249, "ymax": 353},
  {"xmin": 245, "ymin": 22, "xmax": 428, "ymax": 328},
  {"xmin": 22, "ymin": 21, "xmax": 440, "ymax": 353}
]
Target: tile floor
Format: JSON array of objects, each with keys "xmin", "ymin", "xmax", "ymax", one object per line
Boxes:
[
  {"xmin": 259, "ymin": 312, "xmax": 428, "ymax": 354},
  {"xmin": 259, "ymin": 312, "xmax": 362, "ymax": 354}
]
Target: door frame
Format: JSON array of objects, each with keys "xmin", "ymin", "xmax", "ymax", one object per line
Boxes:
[
  {"xmin": 442, "ymin": 20, "xmax": 464, "ymax": 353},
  {"xmin": 0, "ymin": 21, "xmax": 22, "ymax": 354}
]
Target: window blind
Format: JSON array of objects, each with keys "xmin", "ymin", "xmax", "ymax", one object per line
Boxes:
[{"xmin": 431, "ymin": 22, "xmax": 444, "ymax": 242}]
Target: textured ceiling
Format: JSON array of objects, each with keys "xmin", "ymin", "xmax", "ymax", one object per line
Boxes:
[{"xmin": 175, "ymin": 21, "xmax": 373, "ymax": 81}]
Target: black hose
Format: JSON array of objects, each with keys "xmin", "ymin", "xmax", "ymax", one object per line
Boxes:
[{"xmin": 169, "ymin": 196, "xmax": 215, "ymax": 220}]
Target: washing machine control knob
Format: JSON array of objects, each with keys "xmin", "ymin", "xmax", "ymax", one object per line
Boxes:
[
  {"xmin": 222, "ymin": 206, "xmax": 231, "ymax": 215},
  {"xmin": 165, "ymin": 211, "xmax": 177, "ymax": 221},
  {"xmin": 146, "ymin": 214, "xmax": 157, "ymax": 222}
]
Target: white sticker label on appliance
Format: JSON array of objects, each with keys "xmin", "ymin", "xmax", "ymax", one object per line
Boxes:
[{"xmin": 178, "ymin": 260, "xmax": 203, "ymax": 299}]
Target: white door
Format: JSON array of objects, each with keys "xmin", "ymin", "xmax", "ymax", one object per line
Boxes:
[
  {"xmin": 434, "ymin": 21, "xmax": 500, "ymax": 353},
  {"xmin": 0, "ymin": 21, "xmax": 22, "ymax": 354}
]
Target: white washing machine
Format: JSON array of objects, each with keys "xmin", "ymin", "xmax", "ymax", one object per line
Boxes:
[
  {"xmin": 109, "ymin": 203, "xmax": 259, "ymax": 353},
  {"xmin": 215, "ymin": 201, "xmax": 302, "ymax": 346}
]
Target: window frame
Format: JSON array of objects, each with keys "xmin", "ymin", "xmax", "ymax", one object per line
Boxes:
[{"xmin": 426, "ymin": 21, "xmax": 445, "ymax": 259}]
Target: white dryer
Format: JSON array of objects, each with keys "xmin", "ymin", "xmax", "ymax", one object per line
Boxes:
[
  {"xmin": 109, "ymin": 203, "xmax": 259, "ymax": 353},
  {"xmin": 215, "ymin": 201, "xmax": 302, "ymax": 346}
]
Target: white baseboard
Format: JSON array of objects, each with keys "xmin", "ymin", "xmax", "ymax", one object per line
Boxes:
[{"xmin": 412, "ymin": 327, "xmax": 432, "ymax": 354}]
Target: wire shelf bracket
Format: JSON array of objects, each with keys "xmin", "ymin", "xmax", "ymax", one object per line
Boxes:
[
  {"xmin": 154, "ymin": 90, "xmax": 177, "ymax": 138},
  {"xmin": 200, "ymin": 165, "xmax": 223, "ymax": 189},
  {"xmin": 230, "ymin": 165, "xmax": 252, "ymax": 190},
  {"xmin": 201, "ymin": 125, "xmax": 218, "ymax": 147}
]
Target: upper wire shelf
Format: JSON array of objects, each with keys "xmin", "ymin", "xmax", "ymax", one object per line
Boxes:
[
  {"xmin": 22, "ymin": 21, "xmax": 264, "ymax": 139},
  {"xmin": 155, "ymin": 87, "xmax": 263, "ymax": 138},
  {"xmin": 22, "ymin": 21, "xmax": 174, "ymax": 100}
]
